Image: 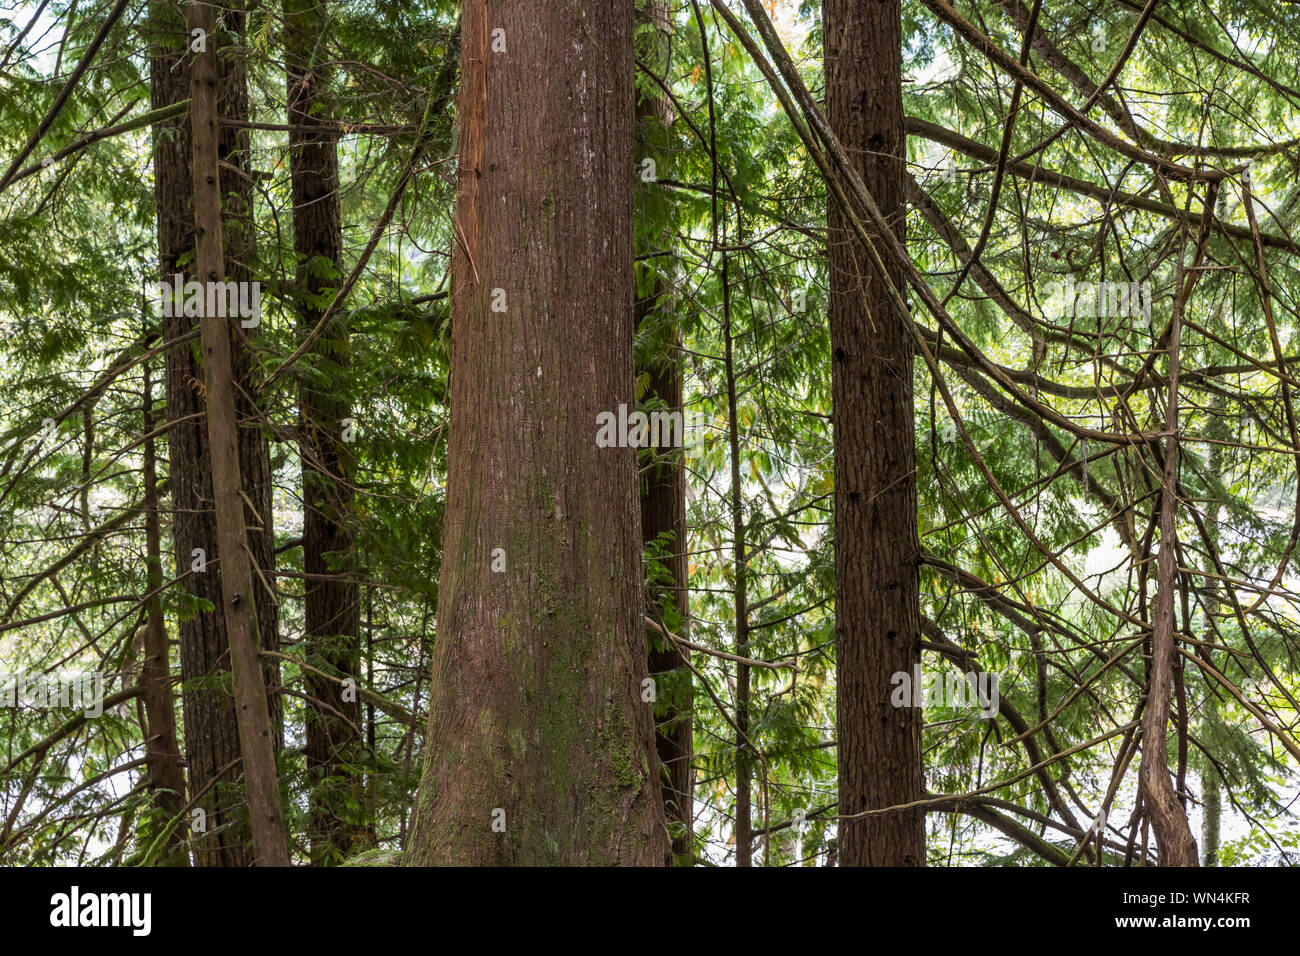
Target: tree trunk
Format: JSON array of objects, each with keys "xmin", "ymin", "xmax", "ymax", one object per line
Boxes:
[
  {"xmin": 139, "ymin": 354, "xmax": 188, "ymax": 863},
  {"xmin": 285, "ymin": 0, "xmax": 363, "ymax": 866},
  {"xmin": 220, "ymin": 0, "xmax": 283, "ymax": 751},
  {"xmin": 824, "ymin": 0, "xmax": 925, "ymax": 866},
  {"xmin": 1200, "ymin": 396, "xmax": 1226, "ymax": 867},
  {"xmin": 404, "ymin": 0, "xmax": 669, "ymax": 866},
  {"xmin": 151, "ymin": 0, "xmax": 245, "ymax": 867},
  {"xmin": 723, "ymin": 251, "xmax": 752, "ymax": 867},
  {"xmin": 188, "ymin": 0, "xmax": 290, "ymax": 867},
  {"xmin": 1202, "ymin": 762, "xmax": 1220, "ymax": 865},
  {"xmin": 1140, "ymin": 273, "xmax": 1199, "ymax": 867},
  {"xmin": 151, "ymin": 0, "xmax": 280, "ymax": 867},
  {"xmin": 636, "ymin": 0, "xmax": 693, "ymax": 863}
]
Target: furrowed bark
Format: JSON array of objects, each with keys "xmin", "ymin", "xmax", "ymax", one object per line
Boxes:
[
  {"xmin": 824, "ymin": 0, "xmax": 925, "ymax": 866},
  {"xmin": 405, "ymin": 0, "xmax": 669, "ymax": 866},
  {"xmin": 152, "ymin": 0, "xmax": 244, "ymax": 867},
  {"xmin": 221, "ymin": 0, "xmax": 283, "ymax": 751}
]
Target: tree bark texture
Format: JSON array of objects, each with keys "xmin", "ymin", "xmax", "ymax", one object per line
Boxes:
[
  {"xmin": 405, "ymin": 0, "xmax": 670, "ymax": 866},
  {"xmin": 825, "ymin": 0, "xmax": 925, "ymax": 867}
]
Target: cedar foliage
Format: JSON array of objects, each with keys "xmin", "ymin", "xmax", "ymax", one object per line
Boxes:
[{"xmin": 0, "ymin": 0, "xmax": 1298, "ymax": 866}]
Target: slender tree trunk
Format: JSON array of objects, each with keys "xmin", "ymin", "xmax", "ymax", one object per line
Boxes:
[
  {"xmin": 636, "ymin": 0, "xmax": 693, "ymax": 863},
  {"xmin": 404, "ymin": 0, "xmax": 669, "ymax": 866},
  {"xmin": 722, "ymin": 250, "xmax": 752, "ymax": 867},
  {"xmin": 285, "ymin": 0, "xmax": 363, "ymax": 866},
  {"xmin": 1202, "ymin": 761, "xmax": 1220, "ymax": 865},
  {"xmin": 1200, "ymin": 398, "xmax": 1225, "ymax": 867},
  {"xmin": 824, "ymin": 0, "xmax": 925, "ymax": 866},
  {"xmin": 188, "ymin": 0, "xmax": 290, "ymax": 867},
  {"xmin": 220, "ymin": 0, "xmax": 283, "ymax": 750},
  {"xmin": 151, "ymin": 0, "xmax": 279, "ymax": 866},
  {"xmin": 140, "ymin": 354, "xmax": 188, "ymax": 863},
  {"xmin": 1140, "ymin": 275, "xmax": 1199, "ymax": 867}
]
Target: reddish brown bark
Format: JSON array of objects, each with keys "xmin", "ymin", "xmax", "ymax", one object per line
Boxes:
[
  {"xmin": 404, "ymin": 0, "xmax": 669, "ymax": 866},
  {"xmin": 825, "ymin": 0, "xmax": 925, "ymax": 866}
]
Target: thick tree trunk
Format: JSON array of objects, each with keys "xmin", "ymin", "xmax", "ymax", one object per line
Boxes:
[
  {"xmin": 151, "ymin": 0, "xmax": 246, "ymax": 868},
  {"xmin": 151, "ymin": 0, "xmax": 279, "ymax": 867},
  {"xmin": 824, "ymin": 0, "xmax": 925, "ymax": 866},
  {"xmin": 636, "ymin": 0, "xmax": 693, "ymax": 863},
  {"xmin": 285, "ymin": 0, "xmax": 363, "ymax": 866},
  {"xmin": 404, "ymin": 0, "xmax": 669, "ymax": 866},
  {"xmin": 188, "ymin": 0, "xmax": 290, "ymax": 867}
]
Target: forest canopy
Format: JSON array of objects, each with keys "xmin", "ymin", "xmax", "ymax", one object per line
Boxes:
[{"xmin": 0, "ymin": 0, "xmax": 1298, "ymax": 869}]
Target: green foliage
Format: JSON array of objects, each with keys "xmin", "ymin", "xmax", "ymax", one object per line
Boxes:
[{"xmin": 1, "ymin": 0, "xmax": 1297, "ymax": 867}]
